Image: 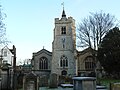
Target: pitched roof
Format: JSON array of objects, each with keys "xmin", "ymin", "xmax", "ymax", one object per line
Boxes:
[
  {"xmin": 78, "ymin": 47, "xmax": 96, "ymax": 55},
  {"xmin": 33, "ymin": 48, "xmax": 52, "ymax": 56},
  {"xmin": 1, "ymin": 45, "xmax": 14, "ymax": 55}
]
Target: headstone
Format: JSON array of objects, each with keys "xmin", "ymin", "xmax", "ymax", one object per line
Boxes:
[
  {"xmin": 111, "ymin": 83, "xmax": 120, "ymax": 90},
  {"xmin": 27, "ymin": 81, "xmax": 35, "ymax": 90},
  {"xmin": 1, "ymin": 65, "xmax": 11, "ymax": 90},
  {"xmin": 23, "ymin": 72, "xmax": 39, "ymax": 90},
  {"xmin": 72, "ymin": 77, "xmax": 96, "ymax": 90},
  {"xmin": 39, "ymin": 75, "xmax": 48, "ymax": 87},
  {"xmin": 49, "ymin": 73, "xmax": 58, "ymax": 88}
]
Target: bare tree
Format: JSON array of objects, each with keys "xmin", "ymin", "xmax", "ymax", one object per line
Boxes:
[
  {"xmin": 23, "ymin": 59, "xmax": 31, "ymax": 65},
  {"xmin": 0, "ymin": 5, "xmax": 9, "ymax": 45},
  {"xmin": 77, "ymin": 11, "xmax": 118, "ymax": 50}
]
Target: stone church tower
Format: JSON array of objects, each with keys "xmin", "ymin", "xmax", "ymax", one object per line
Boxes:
[{"xmin": 51, "ymin": 9, "xmax": 76, "ymax": 76}]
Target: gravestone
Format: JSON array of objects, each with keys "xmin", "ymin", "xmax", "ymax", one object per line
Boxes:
[
  {"xmin": 23, "ymin": 72, "xmax": 39, "ymax": 90},
  {"xmin": 1, "ymin": 64, "xmax": 11, "ymax": 90},
  {"xmin": 72, "ymin": 77, "xmax": 96, "ymax": 90},
  {"xmin": 26, "ymin": 81, "xmax": 35, "ymax": 90},
  {"xmin": 49, "ymin": 73, "xmax": 58, "ymax": 88},
  {"xmin": 39, "ymin": 75, "xmax": 48, "ymax": 87},
  {"xmin": 111, "ymin": 83, "xmax": 120, "ymax": 90}
]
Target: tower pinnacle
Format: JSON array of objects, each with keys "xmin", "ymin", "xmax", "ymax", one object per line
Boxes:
[{"xmin": 61, "ymin": 2, "xmax": 66, "ymax": 18}]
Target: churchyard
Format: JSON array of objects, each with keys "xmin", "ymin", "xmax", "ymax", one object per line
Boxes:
[{"xmin": 17, "ymin": 77, "xmax": 120, "ymax": 90}]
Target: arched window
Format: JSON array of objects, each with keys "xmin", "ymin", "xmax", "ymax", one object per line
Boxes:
[
  {"xmin": 39, "ymin": 57, "xmax": 48, "ymax": 70},
  {"xmin": 61, "ymin": 26, "xmax": 66, "ymax": 34},
  {"xmin": 60, "ymin": 55, "xmax": 68, "ymax": 68},
  {"xmin": 85, "ymin": 56, "xmax": 95, "ymax": 70}
]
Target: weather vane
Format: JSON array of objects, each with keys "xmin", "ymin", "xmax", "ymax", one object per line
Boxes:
[{"xmin": 61, "ymin": 2, "xmax": 64, "ymax": 9}]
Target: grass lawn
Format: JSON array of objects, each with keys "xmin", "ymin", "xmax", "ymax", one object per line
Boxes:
[{"xmin": 97, "ymin": 78, "xmax": 120, "ymax": 89}]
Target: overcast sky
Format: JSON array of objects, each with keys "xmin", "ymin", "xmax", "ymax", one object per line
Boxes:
[{"xmin": 1, "ymin": 0, "xmax": 120, "ymax": 64}]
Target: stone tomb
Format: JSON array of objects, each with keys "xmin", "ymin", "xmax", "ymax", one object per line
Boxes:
[
  {"xmin": 23, "ymin": 72, "xmax": 39, "ymax": 90},
  {"xmin": 72, "ymin": 77, "xmax": 96, "ymax": 90}
]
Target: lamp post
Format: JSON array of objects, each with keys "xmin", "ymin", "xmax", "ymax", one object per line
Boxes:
[
  {"xmin": 7, "ymin": 65, "xmax": 12, "ymax": 90},
  {"xmin": 12, "ymin": 45, "xmax": 16, "ymax": 90}
]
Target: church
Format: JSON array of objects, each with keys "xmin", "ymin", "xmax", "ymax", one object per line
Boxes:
[{"xmin": 31, "ymin": 8, "xmax": 102, "ymax": 84}]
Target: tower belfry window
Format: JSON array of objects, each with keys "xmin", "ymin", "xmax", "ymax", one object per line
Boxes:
[
  {"xmin": 60, "ymin": 55, "xmax": 68, "ymax": 67},
  {"xmin": 61, "ymin": 26, "xmax": 66, "ymax": 34}
]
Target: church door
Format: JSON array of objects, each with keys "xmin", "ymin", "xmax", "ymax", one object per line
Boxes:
[{"xmin": 61, "ymin": 70, "xmax": 67, "ymax": 75}]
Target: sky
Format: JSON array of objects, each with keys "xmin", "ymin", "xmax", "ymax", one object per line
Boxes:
[{"xmin": 1, "ymin": 0, "xmax": 120, "ymax": 65}]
